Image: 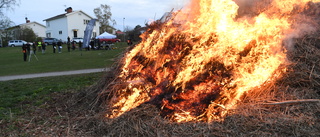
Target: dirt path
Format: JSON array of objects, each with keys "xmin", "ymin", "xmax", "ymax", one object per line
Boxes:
[{"xmin": 0, "ymin": 68, "xmax": 109, "ymax": 81}]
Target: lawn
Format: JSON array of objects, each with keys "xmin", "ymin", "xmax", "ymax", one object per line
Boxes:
[
  {"xmin": 0, "ymin": 73, "xmax": 103, "ymax": 120},
  {"xmin": 0, "ymin": 42, "xmax": 128, "ymax": 120},
  {"xmin": 0, "ymin": 42, "xmax": 128, "ymax": 76}
]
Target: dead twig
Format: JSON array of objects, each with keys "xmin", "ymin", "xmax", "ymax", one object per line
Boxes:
[
  {"xmin": 262, "ymin": 99, "xmax": 320, "ymax": 105},
  {"xmin": 56, "ymin": 107, "xmax": 63, "ymax": 117},
  {"xmin": 24, "ymin": 117, "xmax": 35, "ymax": 129}
]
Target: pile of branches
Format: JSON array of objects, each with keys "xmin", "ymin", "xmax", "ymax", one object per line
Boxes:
[
  {"xmin": 66, "ymin": 35, "xmax": 320, "ymax": 136},
  {"xmin": 4, "ymin": 35, "xmax": 319, "ymax": 137}
]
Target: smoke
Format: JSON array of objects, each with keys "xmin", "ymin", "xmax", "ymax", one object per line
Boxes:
[
  {"xmin": 233, "ymin": 0, "xmax": 320, "ymax": 49},
  {"xmin": 233, "ymin": 0, "xmax": 272, "ymax": 17}
]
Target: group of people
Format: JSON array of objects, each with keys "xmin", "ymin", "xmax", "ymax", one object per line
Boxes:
[
  {"xmin": 22, "ymin": 42, "xmax": 35, "ymax": 61},
  {"xmin": 21, "ymin": 37, "xmax": 131, "ymax": 61},
  {"xmin": 51, "ymin": 41, "xmax": 64, "ymax": 53},
  {"xmin": 21, "ymin": 40, "xmax": 64, "ymax": 61}
]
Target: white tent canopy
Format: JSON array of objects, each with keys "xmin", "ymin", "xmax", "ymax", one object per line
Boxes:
[{"xmin": 95, "ymin": 32, "xmax": 116, "ymax": 39}]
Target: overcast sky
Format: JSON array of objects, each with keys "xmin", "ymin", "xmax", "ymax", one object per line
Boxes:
[{"xmin": 4, "ymin": 0, "xmax": 189, "ymax": 31}]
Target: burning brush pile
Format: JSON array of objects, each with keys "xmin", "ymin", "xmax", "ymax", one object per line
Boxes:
[{"xmin": 101, "ymin": 0, "xmax": 320, "ymax": 123}]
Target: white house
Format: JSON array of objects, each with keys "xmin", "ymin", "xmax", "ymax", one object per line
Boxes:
[
  {"xmin": 6, "ymin": 19, "xmax": 46, "ymax": 39},
  {"xmin": 43, "ymin": 7, "xmax": 100, "ymax": 42},
  {"xmin": 20, "ymin": 21, "xmax": 46, "ymax": 37}
]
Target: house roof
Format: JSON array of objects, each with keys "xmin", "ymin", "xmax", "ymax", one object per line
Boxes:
[
  {"xmin": 21, "ymin": 21, "xmax": 46, "ymax": 28},
  {"xmin": 6, "ymin": 21, "xmax": 45, "ymax": 30},
  {"xmin": 43, "ymin": 10, "xmax": 94, "ymax": 21}
]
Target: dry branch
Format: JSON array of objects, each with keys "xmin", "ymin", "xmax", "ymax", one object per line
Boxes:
[{"xmin": 262, "ymin": 99, "xmax": 320, "ymax": 105}]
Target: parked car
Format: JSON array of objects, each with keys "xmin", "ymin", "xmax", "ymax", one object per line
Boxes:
[
  {"xmin": 72, "ymin": 37, "xmax": 83, "ymax": 43},
  {"xmin": 44, "ymin": 38, "xmax": 59, "ymax": 45},
  {"xmin": 8, "ymin": 40, "xmax": 27, "ymax": 47},
  {"xmin": 99, "ymin": 38, "xmax": 121, "ymax": 43}
]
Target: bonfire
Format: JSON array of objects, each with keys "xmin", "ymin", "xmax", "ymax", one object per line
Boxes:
[{"xmin": 101, "ymin": 0, "xmax": 320, "ymax": 123}]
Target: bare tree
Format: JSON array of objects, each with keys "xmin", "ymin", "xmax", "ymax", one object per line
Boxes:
[
  {"xmin": 0, "ymin": 0, "xmax": 19, "ymax": 46},
  {"xmin": 93, "ymin": 4, "xmax": 116, "ymax": 34},
  {"xmin": 0, "ymin": 0, "xmax": 19, "ymax": 15},
  {"xmin": 0, "ymin": 16, "xmax": 14, "ymax": 37},
  {"xmin": 0, "ymin": 16, "xmax": 13, "ymax": 29}
]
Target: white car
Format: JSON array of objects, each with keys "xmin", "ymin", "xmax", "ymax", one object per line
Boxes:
[
  {"xmin": 8, "ymin": 40, "xmax": 27, "ymax": 47},
  {"xmin": 72, "ymin": 37, "xmax": 83, "ymax": 44}
]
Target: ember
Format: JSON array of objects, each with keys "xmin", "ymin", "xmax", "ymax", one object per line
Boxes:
[{"xmin": 104, "ymin": 0, "xmax": 320, "ymax": 122}]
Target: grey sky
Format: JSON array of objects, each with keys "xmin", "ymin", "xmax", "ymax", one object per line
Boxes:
[{"xmin": 4, "ymin": 0, "xmax": 189, "ymax": 31}]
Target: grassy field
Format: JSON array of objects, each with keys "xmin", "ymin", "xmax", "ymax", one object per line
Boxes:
[
  {"xmin": 0, "ymin": 42, "xmax": 128, "ymax": 76},
  {"xmin": 0, "ymin": 73, "xmax": 103, "ymax": 119},
  {"xmin": 0, "ymin": 42, "xmax": 128, "ymax": 120}
]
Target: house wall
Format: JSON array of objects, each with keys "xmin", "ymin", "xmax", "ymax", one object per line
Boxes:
[
  {"xmin": 46, "ymin": 18, "xmax": 68, "ymax": 42},
  {"xmin": 67, "ymin": 11, "xmax": 100, "ymax": 40},
  {"xmin": 24, "ymin": 23, "xmax": 46, "ymax": 37},
  {"xmin": 67, "ymin": 12, "xmax": 89, "ymax": 39},
  {"xmin": 5, "ymin": 22, "xmax": 46, "ymax": 41},
  {"xmin": 45, "ymin": 10, "xmax": 100, "ymax": 42}
]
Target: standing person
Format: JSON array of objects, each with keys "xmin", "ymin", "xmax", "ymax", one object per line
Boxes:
[
  {"xmin": 26, "ymin": 42, "xmax": 31, "ymax": 55},
  {"xmin": 67, "ymin": 41, "xmax": 71, "ymax": 52},
  {"xmin": 90, "ymin": 40, "xmax": 95, "ymax": 50},
  {"xmin": 41, "ymin": 42, "xmax": 46, "ymax": 54},
  {"xmin": 67, "ymin": 36, "xmax": 70, "ymax": 42},
  {"xmin": 72, "ymin": 41, "xmax": 76, "ymax": 51},
  {"xmin": 22, "ymin": 43, "xmax": 27, "ymax": 61},
  {"xmin": 78, "ymin": 41, "xmax": 82, "ymax": 51},
  {"xmin": 127, "ymin": 39, "xmax": 133, "ymax": 46},
  {"xmin": 57, "ymin": 40, "xmax": 62, "ymax": 53},
  {"xmin": 67, "ymin": 36, "xmax": 71, "ymax": 52},
  {"xmin": 32, "ymin": 42, "xmax": 37, "ymax": 55},
  {"xmin": 96, "ymin": 38, "xmax": 101, "ymax": 50},
  {"xmin": 52, "ymin": 42, "xmax": 57, "ymax": 53},
  {"xmin": 37, "ymin": 41, "xmax": 42, "ymax": 52}
]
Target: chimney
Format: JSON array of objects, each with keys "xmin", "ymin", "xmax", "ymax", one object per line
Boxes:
[
  {"xmin": 25, "ymin": 17, "xmax": 30, "ymax": 23},
  {"xmin": 65, "ymin": 7, "xmax": 73, "ymax": 13}
]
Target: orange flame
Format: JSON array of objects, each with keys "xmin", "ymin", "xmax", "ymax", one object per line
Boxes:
[{"xmin": 106, "ymin": 0, "xmax": 320, "ymax": 122}]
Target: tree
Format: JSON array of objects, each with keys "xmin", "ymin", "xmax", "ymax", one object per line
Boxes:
[
  {"xmin": 19, "ymin": 27, "xmax": 36, "ymax": 42},
  {"xmin": 126, "ymin": 25, "xmax": 144, "ymax": 42},
  {"xmin": 0, "ymin": 16, "xmax": 14, "ymax": 46},
  {"xmin": 0, "ymin": 0, "xmax": 19, "ymax": 46},
  {"xmin": 93, "ymin": 4, "xmax": 116, "ymax": 34},
  {"xmin": 0, "ymin": 16, "xmax": 13, "ymax": 28},
  {"xmin": 0, "ymin": 0, "xmax": 19, "ymax": 15}
]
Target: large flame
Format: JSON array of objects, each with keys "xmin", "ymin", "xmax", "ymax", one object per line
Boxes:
[{"xmin": 106, "ymin": 0, "xmax": 320, "ymax": 122}]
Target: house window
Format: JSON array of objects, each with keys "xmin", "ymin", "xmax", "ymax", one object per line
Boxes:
[
  {"xmin": 46, "ymin": 22, "xmax": 50, "ymax": 27},
  {"xmin": 83, "ymin": 19, "xmax": 90, "ymax": 25},
  {"xmin": 59, "ymin": 31, "xmax": 62, "ymax": 35},
  {"xmin": 46, "ymin": 33, "xmax": 51, "ymax": 38},
  {"xmin": 73, "ymin": 31, "xmax": 78, "ymax": 38}
]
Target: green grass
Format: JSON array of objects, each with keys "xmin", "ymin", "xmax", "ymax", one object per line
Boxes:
[
  {"xmin": 0, "ymin": 73, "xmax": 103, "ymax": 119},
  {"xmin": 0, "ymin": 42, "xmax": 128, "ymax": 76},
  {"xmin": 0, "ymin": 42, "xmax": 129, "ymax": 120}
]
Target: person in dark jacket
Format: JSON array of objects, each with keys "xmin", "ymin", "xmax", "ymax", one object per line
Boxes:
[
  {"xmin": 67, "ymin": 36, "xmax": 71, "ymax": 52},
  {"xmin": 22, "ymin": 43, "xmax": 28, "ymax": 61},
  {"xmin": 32, "ymin": 42, "xmax": 37, "ymax": 55},
  {"xmin": 41, "ymin": 42, "xmax": 46, "ymax": 54},
  {"xmin": 90, "ymin": 40, "xmax": 95, "ymax": 50},
  {"xmin": 127, "ymin": 39, "xmax": 133, "ymax": 46},
  {"xmin": 67, "ymin": 41, "xmax": 71, "ymax": 52},
  {"xmin": 78, "ymin": 41, "xmax": 82, "ymax": 51},
  {"xmin": 72, "ymin": 41, "xmax": 76, "ymax": 50},
  {"xmin": 57, "ymin": 40, "xmax": 63, "ymax": 53},
  {"xmin": 52, "ymin": 42, "xmax": 57, "ymax": 53}
]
